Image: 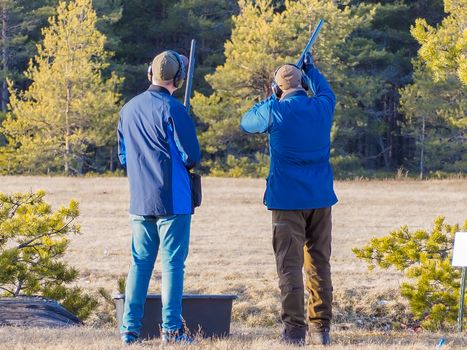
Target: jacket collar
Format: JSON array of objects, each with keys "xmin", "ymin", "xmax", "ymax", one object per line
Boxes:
[
  {"xmin": 147, "ymin": 85, "xmax": 170, "ymax": 95},
  {"xmin": 281, "ymin": 89, "xmax": 307, "ymax": 100}
]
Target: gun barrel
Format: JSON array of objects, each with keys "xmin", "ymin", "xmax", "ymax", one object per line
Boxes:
[
  {"xmin": 184, "ymin": 39, "xmax": 197, "ymax": 114},
  {"xmin": 296, "ymin": 19, "xmax": 324, "ymax": 68}
]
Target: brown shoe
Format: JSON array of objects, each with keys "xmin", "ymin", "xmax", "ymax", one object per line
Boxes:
[{"xmin": 308, "ymin": 326, "xmax": 331, "ymax": 345}]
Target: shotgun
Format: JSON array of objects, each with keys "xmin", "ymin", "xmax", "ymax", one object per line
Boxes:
[
  {"xmin": 271, "ymin": 20, "xmax": 324, "ymax": 98},
  {"xmin": 183, "ymin": 40, "xmax": 202, "ymax": 207},
  {"xmin": 183, "ymin": 39, "xmax": 197, "ymax": 114},
  {"xmin": 296, "ymin": 19, "xmax": 324, "ymax": 68}
]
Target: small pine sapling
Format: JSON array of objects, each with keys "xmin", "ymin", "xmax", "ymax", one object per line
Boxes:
[
  {"xmin": 0, "ymin": 190, "xmax": 97, "ymax": 320},
  {"xmin": 353, "ymin": 216, "xmax": 467, "ymax": 330}
]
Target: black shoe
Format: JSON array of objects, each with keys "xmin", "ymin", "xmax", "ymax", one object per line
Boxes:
[{"xmin": 280, "ymin": 329, "xmax": 305, "ymax": 346}]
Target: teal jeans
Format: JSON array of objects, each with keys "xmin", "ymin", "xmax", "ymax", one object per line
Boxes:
[{"xmin": 120, "ymin": 214, "xmax": 191, "ymax": 336}]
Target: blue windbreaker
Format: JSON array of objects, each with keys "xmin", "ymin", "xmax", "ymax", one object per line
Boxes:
[
  {"xmin": 118, "ymin": 85, "xmax": 201, "ymax": 216},
  {"xmin": 240, "ymin": 67, "xmax": 338, "ymax": 210}
]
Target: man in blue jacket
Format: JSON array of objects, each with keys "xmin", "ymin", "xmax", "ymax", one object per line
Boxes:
[
  {"xmin": 117, "ymin": 50, "xmax": 201, "ymax": 345},
  {"xmin": 240, "ymin": 53, "xmax": 337, "ymax": 346}
]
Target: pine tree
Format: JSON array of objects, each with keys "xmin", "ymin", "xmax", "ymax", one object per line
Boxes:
[
  {"xmin": 340, "ymin": 0, "xmax": 444, "ymax": 171},
  {"xmin": 411, "ymin": 0, "xmax": 466, "ymax": 84},
  {"xmin": 0, "ymin": 190, "xmax": 97, "ymax": 320},
  {"xmin": 400, "ymin": 65, "xmax": 466, "ymax": 177},
  {"xmin": 353, "ymin": 216, "xmax": 467, "ymax": 330},
  {"xmin": 93, "ymin": 0, "xmax": 123, "ymax": 51},
  {"xmin": 399, "ymin": 0, "xmax": 466, "ymax": 177},
  {"xmin": 1, "ymin": 0, "xmax": 122, "ymax": 175},
  {"xmin": 0, "ymin": 1, "xmax": 57, "ymax": 171},
  {"xmin": 0, "ymin": 1, "xmax": 57, "ymax": 112}
]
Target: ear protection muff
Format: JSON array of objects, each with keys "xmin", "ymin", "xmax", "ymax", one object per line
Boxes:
[
  {"xmin": 271, "ymin": 64, "xmax": 309, "ymax": 98},
  {"xmin": 169, "ymin": 51, "xmax": 187, "ymax": 88},
  {"xmin": 147, "ymin": 64, "xmax": 153, "ymax": 83},
  {"xmin": 147, "ymin": 51, "xmax": 187, "ymax": 88}
]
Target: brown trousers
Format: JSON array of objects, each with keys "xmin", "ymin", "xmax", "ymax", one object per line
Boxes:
[{"xmin": 272, "ymin": 208, "xmax": 333, "ymax": 338}]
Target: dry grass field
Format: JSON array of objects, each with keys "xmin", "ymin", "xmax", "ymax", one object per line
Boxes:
[{"xmin": 0, "ymin": 176, "xmax": 466, "ymax": 349}]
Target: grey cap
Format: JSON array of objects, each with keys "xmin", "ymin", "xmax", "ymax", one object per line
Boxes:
[{"xmin": 151, "ymin": 51, "xmax": 188, "ymax": 83}]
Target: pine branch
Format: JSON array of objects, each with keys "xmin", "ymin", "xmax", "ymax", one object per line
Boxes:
[
  {"xmin": 0, "ymin": 286, "xmax": 15, "ymax": 295},
  {"xmin": 16, "ymin": 217, "xmax": 76, "ymax": 249}
]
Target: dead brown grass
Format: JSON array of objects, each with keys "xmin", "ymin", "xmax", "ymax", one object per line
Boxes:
[
  {"xmin": 0, "ymin": 176, "xmax": 466, "ymax": 349},
  {"xmin": 0, "ymin": 326, "xmax": 465, "ymax": 349}
]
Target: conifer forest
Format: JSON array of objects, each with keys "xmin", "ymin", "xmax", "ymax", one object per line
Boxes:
[{"xmin": 0, "ymin": 0, "xmax": 465, "ymax": 178}]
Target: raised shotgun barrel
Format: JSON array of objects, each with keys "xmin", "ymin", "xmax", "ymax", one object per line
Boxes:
[
  {"xmin": 296, "ymin": 19, "xmax": 324, "ymax": 68},
  {"xmin": 184, "ymin": 39, "xmax": 197, "ymax": 114}
]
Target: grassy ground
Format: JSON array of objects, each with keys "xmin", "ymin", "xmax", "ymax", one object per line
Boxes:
[
  {"xmin": 0, "ymin": 176, "xmax": 466, "ymax": 349},
  {"xmin": 0, "ymin": 326, "xmax": 465, "ymax": 349}
]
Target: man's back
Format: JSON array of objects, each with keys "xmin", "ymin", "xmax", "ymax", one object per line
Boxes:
[
  {"xmin": 118, "ymin": 86, "xmax": 200, "ymax": 216},
  {"xmin": 270, "ymin": 91, "xmax": 333, "ymax": 163},
  {"xmin": 241, "ymin": 67, "xmax": 337, "ymax": 210}
]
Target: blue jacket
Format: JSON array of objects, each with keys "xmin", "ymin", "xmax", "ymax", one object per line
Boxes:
[
  {"xmin": 118, "ymin": 85, "xmax": 201, "ymax": 216},
  {"xmin": 240, "ymin": 67, "xmax": 338, "ymax": 210}
]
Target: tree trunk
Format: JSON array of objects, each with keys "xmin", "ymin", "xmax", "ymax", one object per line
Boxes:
[
  {"xmin": 419, "ymin": 115, "xmax": 425, "ymax": 180},
  {"xmin": 13, "ymin": 280, "xmax": 23, "ymax": 297},
  {"xmin": 378, "ymin": 136, "xmax": 389, "ymax": 170},
  {"xmin": 1, "ymin": 5, "xmax": 9, "ymax": 113},
  {"xmin": 64, "ymin": 81, "xmax": 71, "ymax": 174},
  {"xmin": 382, "ymin": 99, "xmax": 390, "ymax": 170},
  {"xmin": 109, "ymin": 146, "xmax": 114, "ymax": 172}
]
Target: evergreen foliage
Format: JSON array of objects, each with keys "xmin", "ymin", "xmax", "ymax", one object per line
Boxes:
[
  {"xmin": 343, "ymin": 0, "xmax": 444, "ymax": 171},
  {"xmin": 353, "ymin": 216, "xmax": 467, "ymax": 330},
  {"xmin": 0, "ymin": 190, "xmax": 97, "ymax": 320},
  {"xmin": 400, "ymin": 64, "xmax": 466, "ymax": 178},
  {"xmin": 398, "ymin": 0, "xmax": 466, "ymax": 178},
  {"xmin": 109, "ymin": 0, "xmax": 236, "ymax": 99},
  {"xmin": 192, "ymin": 0, "xmax": 370, "ymax": 174},
  {"xmin": 0, "ymin": 1, "xmax": 57, "ymax": 112},
  {"xmin": 0, "ymin": 0, "xmax": 463, "ymax": 176},
  {"xmin": 1, "ymin": 0, "xmax": 122, "ymax": 175},
  {"xmin": 411, "ymin": 0, "xmax": 466, "ymax": 84}
]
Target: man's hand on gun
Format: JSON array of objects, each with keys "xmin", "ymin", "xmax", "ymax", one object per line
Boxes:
[
  {"xmin": 300, "ymin": 52, "xmax": 315, "ymax": 92},
  {"xmin": 302, "ymin": 52, "xmax": 315, "ymax": 73}
]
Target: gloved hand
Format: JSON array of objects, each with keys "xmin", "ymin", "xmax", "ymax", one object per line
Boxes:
[{"xmin": 302, "ymin": 52, "xmax": 315, "ymax": 73}]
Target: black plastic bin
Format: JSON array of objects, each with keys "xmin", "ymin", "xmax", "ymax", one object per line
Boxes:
[{"xmin": 114, "ymin": 294, "xmax": 237, "ymax": 339}]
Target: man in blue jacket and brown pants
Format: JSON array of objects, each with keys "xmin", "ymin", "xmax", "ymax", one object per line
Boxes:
[
  {"xmin": 241, "ymin": 53, "xmax": 337, "ymax": 346},
  {"xmin": 118, "ymin": 50, "xmax": 200, "ymax": 345}
]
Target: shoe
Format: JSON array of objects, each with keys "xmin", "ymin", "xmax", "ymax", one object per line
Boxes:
[
  {"xmin": 280, "ymin": 329, "xmax": 305, "ymax": 346},
  {"xmin": 121, "ymin": 331, "xmax": 138, "ymax": 345},
  {"xmin": 161, "ymin": 328, "xmax": 194, "ymax": 344},
  {"xmin": 308, "ymin": 326, "xmax": 331, "ymax": 346}
]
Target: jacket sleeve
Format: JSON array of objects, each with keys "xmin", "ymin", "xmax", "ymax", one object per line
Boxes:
[
  {"xmin": 304, "ymin": 66, "xmax": 336, "ymax": 116},
  {"xmin": 117, "ymin": 113, "xmax": 126, "ymax": 168},
  {"xmin": 167, "ymin": 102, "xmax": 201, "ymax": 169},
  {"xmin": 240, "ymin": 95, "xmax": 276, "ymax": 134}
]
